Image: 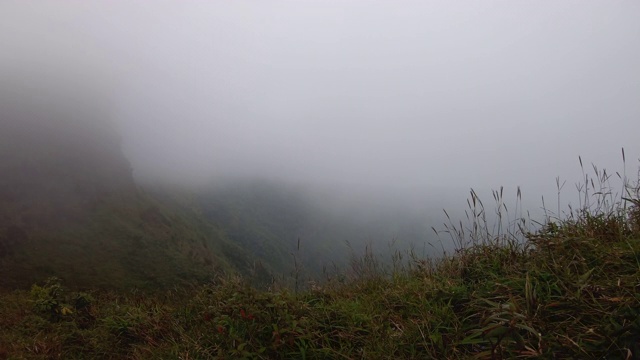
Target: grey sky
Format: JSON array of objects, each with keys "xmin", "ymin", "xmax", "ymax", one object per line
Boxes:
[{"xmin": 2, "ymin": 1, "xmax": 639, "ymax": 214}]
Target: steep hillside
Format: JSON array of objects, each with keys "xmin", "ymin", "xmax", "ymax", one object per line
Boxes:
[
  {"xmin": 0, "ymin": 79, "xmax": 435, "ymax": 290},
  {"xmin": 0, "ymin": 93, "xmax": 250, "ymax": 289}
]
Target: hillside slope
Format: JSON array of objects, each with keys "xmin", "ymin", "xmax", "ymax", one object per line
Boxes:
[{"xmin": 0, "ymin": 95, "xmax": 251, "ymax": 289}]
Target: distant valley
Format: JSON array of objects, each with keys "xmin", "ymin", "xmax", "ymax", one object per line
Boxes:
[{"xmin": 0, "ymin": 108, "xmax": 437, "ymax": 290}]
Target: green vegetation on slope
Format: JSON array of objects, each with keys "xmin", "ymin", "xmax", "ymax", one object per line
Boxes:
[
  {"xmin": 0, "ymin": 103, "xmax": 256, "ymax": 289},
  {"xmin": 0, "ymin": 189, "xmax": 252, "ymax": 289},
  {"xmin": 0, "ymin": 173, "xmax": 318, "ymax": 289},
  {"xmin": 2, "ymin": 167, "xmax": 639, "ymax": 359}
]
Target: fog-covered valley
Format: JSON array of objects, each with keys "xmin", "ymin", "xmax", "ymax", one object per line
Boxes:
[{"xmin": 1, "ymin": 1, "xmax": 639, "ymax": 289}]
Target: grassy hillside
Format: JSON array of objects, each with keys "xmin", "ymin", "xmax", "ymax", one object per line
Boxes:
[
  {"xmin": 0, "ymin": 189, "xmax": 253, "ymax": 289},
  {"xmin": 0, "ymin": 90, "xmax": 436, "ymax": 291},
  {"xmin": 2, "ymin": 167, "xmax": 639, "ymax": 359},
  {"xmin": 0, "ymin": 103, "xmax": 255, "ymax": 289}
]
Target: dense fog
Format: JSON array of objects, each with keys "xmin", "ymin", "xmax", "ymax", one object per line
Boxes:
[{"xmin": 2, "ymin": 1, "xmax": 639, "ymax": 231}]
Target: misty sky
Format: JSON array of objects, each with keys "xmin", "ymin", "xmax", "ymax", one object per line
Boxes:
[{"xmin": 2, "ymin": 1, "xmax": 639, "ymax": 215}]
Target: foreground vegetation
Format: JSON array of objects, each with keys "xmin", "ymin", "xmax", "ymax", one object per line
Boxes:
[{"xmin": 2, "ymin": 164, "xmax": 640, "ymax": 359}]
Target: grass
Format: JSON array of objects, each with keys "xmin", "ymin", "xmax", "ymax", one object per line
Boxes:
[
  {"xmin": 0, "ymin": 190, "xmax": 252, "ymax": 290},
  {"xmin": 1, "ymin": 158, "xmax": 640, "ymax": 359}
]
